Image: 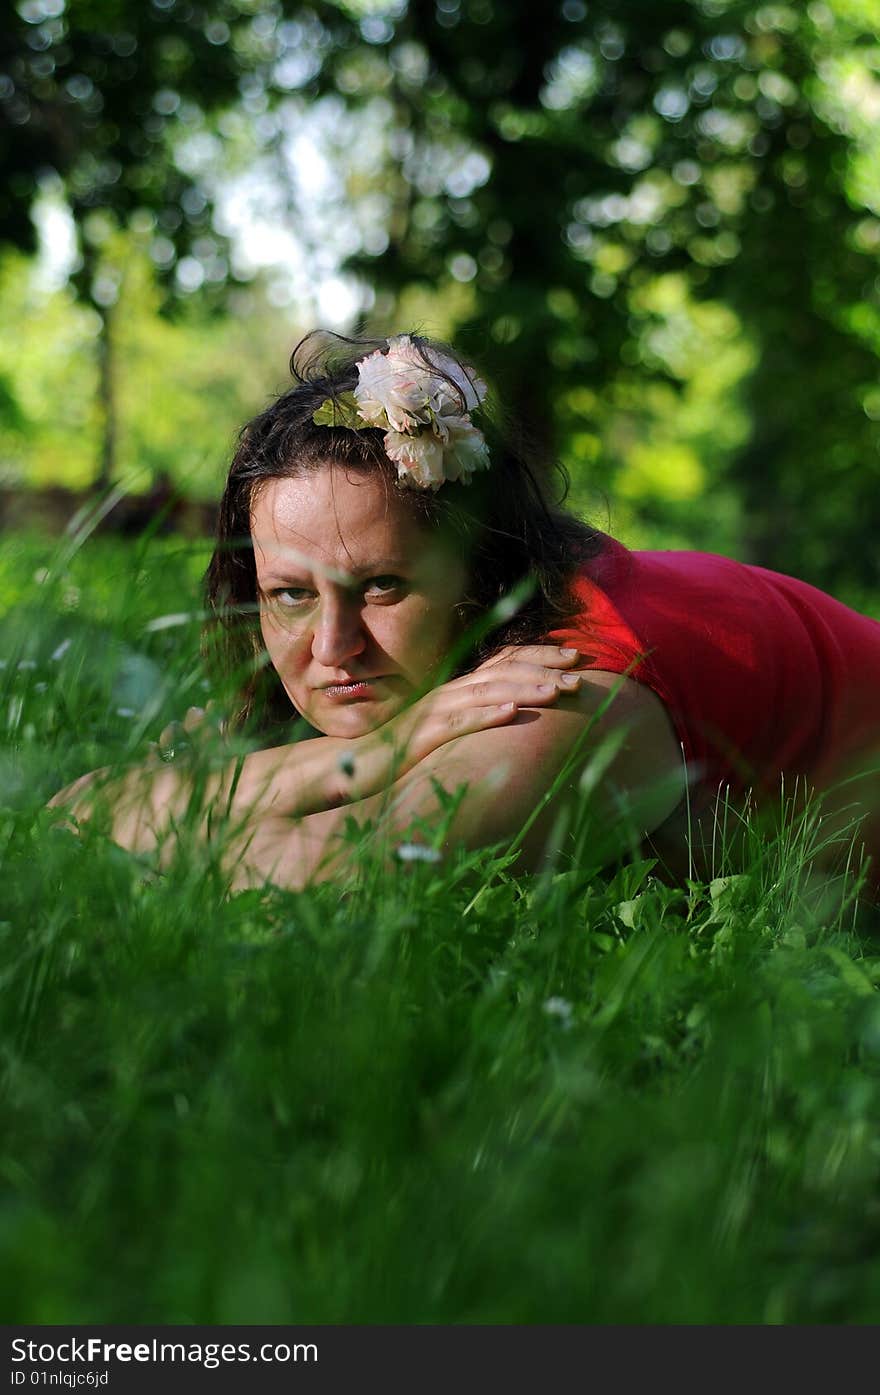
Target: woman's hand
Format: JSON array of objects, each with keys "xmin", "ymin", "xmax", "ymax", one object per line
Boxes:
[
  {"xmin": 151, "ymin": 700, "xmax": 227, "ymax": 761},
  {"xmin": 364, "ymin": 644, "xmax": 587, "ymax": 778},
  {"xmin": 47, "ymin": 701, "xmax": 227, "ymax": 845},
  {"xmin": 47, "ymin": 650, "xmax": 589, "ymax": 858},
  {"xmin": 47, "ymin": 766, "xmax": 105, "ymax": 819}
]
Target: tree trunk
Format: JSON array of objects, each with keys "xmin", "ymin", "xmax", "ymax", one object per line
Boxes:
[{"xmin": 95, "ymin": 301, "xmax": 117, "ymax": 492}]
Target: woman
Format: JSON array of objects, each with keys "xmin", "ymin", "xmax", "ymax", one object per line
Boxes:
[{"xmin": 50, "ymin": 332, "xmax": 880, "ymax": 898}]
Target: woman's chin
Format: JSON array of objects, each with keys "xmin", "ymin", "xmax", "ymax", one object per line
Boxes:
[{"xmin": 304, "ymin": 695, "xmax": 403, "ymax": 739}]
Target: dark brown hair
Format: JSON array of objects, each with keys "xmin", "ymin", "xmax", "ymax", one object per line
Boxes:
[{"xmin": 203, "ymin": 331, "xmax": 602, "ymax": 734}]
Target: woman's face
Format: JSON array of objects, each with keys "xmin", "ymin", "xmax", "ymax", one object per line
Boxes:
[{"xmin": 250, "ymin": 465, "xmax": 469, "ymax": 737}]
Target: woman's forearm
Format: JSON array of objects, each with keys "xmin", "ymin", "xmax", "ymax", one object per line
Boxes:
[
  {"xmin": 221, "ymin": 725, "xmax": 413, "ymax": 821},
  {"xmin": 223, "ymin": 676, "xmax": 687, "ymax": 894},
  {"xmin": 48, "ymin": 722, "xmax": 415, "ymax": 858},
  {"xmin": 223, "ymin": 780, "xmax": 427, "ymax": 894}
]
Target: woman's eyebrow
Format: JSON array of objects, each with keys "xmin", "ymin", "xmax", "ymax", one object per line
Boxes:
[
  {"xmin": 256, "ymin": 554, "xmax": 354, "ymax": 586},
  {"xmin": 260, "ymin": 559, "xmax": 407, "ymax": 586},
  {"xmin": 347, "ymin": 559, "xmax": 407, "ymax": 577}
]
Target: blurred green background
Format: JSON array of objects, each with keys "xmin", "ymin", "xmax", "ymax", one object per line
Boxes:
[{"xmin": 2, "ymin": 0, "xmax": 880, "ymax": 608}]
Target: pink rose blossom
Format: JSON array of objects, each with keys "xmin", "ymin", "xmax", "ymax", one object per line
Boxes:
[
  {"xmin": 350, "ymin": 335, "xmax": 490, "ymax": 490},
  {"xmin": 384, "ymin": 430, "xmax": 447, "ymax": 490},
  {"xmin": 442, "ymin": 419, "xmax": 491, "ymax": 482}
]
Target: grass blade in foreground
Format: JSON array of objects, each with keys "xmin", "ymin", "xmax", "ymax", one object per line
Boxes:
[{"xmin": 1, "ymin": 532, "xmax": 879, "ymax": 1322}]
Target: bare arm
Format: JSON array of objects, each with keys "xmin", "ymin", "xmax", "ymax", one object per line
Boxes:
[
  {"xmin": 47, "ymin": 733, "xmax": 399, "ymax": 863},
  {"xmin": 227, "ymin": 672, "xmax": 687, "ymax": 893},
  {"xmin": 47, "ymin": 646, "xmax": 586, "ymax": 860}
]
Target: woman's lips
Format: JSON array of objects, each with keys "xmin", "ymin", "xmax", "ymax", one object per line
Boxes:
[{"xmin": 319, "ymin": 677, "xmax": 390, "ymax": 700}]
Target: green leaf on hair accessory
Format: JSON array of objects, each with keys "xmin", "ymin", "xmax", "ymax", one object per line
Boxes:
[{"xmin": 312, "ymin": 391, "xmax": 364, "ymax": 429}]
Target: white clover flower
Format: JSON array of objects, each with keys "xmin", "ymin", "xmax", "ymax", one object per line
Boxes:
[
  {"xmin": 395, "ymin": 842, "xmax": 443, "ymax": 863},
  {"xmin": 542, "ymin": 996, "xmax": 574, "ymax": 1027}
]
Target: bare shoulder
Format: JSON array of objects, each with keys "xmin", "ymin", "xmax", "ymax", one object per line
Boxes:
[
  {"xmin": 394, "ymin": 670, "xmax": 685, "ymax": 866},
  {"xmin": 564, "ymin": 667, "xmax": 675, "ymax": 729},
  {"xmin": 489, "ymin": 668, "xmax": 682, "ymax": 810}
]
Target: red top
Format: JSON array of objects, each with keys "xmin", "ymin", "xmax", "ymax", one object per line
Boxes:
[{"xmin": 548, "ymin": 536, "xmax": 880, "ymax": 881}]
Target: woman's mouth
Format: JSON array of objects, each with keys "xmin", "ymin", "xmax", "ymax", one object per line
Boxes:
[{"xmin": 320, "ymin": 678, "xmax": 386, "ymax": 700}]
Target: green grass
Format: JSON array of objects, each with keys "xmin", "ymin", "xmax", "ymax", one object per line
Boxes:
[{"xmin": 1, "ymin": 525, "xmax": 880, "ymax": 1324}]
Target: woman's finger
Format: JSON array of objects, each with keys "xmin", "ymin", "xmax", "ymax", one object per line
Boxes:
[
  {"xmin": 204, "ymin": 699, "xmax": 229, "ymax": 737},
  {"xmin": 158, "ymin": 719, "xmax": 180, "ymax": 751},
  {"xmin": 387, "ymin": 656, "xmax": 586, "ymax": 769},
  {"xmin": 452, "ymin": 658, "xmax": 587, "ymax": 692},
  {"xmin": 182, "ymin": 706, "xmax": 206, "ymax": 733},
  {"xmin": 466, "ymin": 648, "xmax": 584, "ymax": 683},
  {"xmin": 484, "ymin": 644, "xmax": 582, "ymax": 668},
  {"xmin": 451, "ymin": 676, "xmax": 581, "ymax": 707},
  {"xmin": 441, "ymin": 703, "xmax": 519, "ymax": 735}
]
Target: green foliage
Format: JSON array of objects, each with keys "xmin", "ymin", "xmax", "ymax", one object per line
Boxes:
[
  {"xmin": 1, "ymin": 0, "xmax": 275, "ymax": 283},
  {"xmin": 325, "ymin": 0, "xmax": 880, "ymax": 589},
  {"xmin": 312, "ymin": 390, "xmax": 363, "ymax": 429},
  {"xmin": 0, "ymin": 252, "xmax": 101, "ymax": 488},
  {"xmin": 1, "ymin": 531, "xmax": 879, "ymax": 1322},
  {"xmin": 0, "ymin": 244, "xmax": 299, "ymax": 495},
  {"xmin": 5, "ymin": 1, "xmax": 880, "ymax": 589}
]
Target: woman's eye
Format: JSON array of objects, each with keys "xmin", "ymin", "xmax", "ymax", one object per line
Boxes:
[
  {"xmin": 265, "ymin": 578, "xmax": 403, "ymax": 607},
  {"xmin": 364, "ymin": 575, "xmax": 403, "ymax": 599},
  {"xmin": 269, "ymin": 587, "xmax": 312, "ymax": 607}
]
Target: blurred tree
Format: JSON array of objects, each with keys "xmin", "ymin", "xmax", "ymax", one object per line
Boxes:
[
  {"xmin": 0, "ymin": 0, "xmax": 356, "ymax": 483},
  {"xmin": 3, "ymin": 0, "xmax": 270, "ymax": 271},
  {"xmin": 3, "ymin": 1, "xmax": 880, "ymax": 590},
  {"xmin": 321, "ymin": 0, "xmax": 880, "ymax": 589},
  {"xmin": 0, "ymin": 240, "xmax": 297, "ymax": 497},
  {"xmin": 2, "ymin": 0, "xmax": 258, "ymax": 484},
  {"xmin": 0, "ymin": 248, "xmax": 100, "ymax": 487}
]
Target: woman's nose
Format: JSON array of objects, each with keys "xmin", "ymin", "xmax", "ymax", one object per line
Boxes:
[{"xmin": 310, "ymin": 595, "xmax": 367, "ymax": 668}]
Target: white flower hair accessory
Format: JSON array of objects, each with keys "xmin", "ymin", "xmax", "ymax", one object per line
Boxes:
[{"xmin": 312, "ymin": 334, "xmax": 490, "ymax": 491}]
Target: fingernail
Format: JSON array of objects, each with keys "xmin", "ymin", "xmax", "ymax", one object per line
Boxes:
[
  {"xmin": 560, "ymin": 647, "xmax": 579, "ymax": 658},
  {"xmin": 560, "ymin": 672, "xmax": 581, "ymax": 686}
]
